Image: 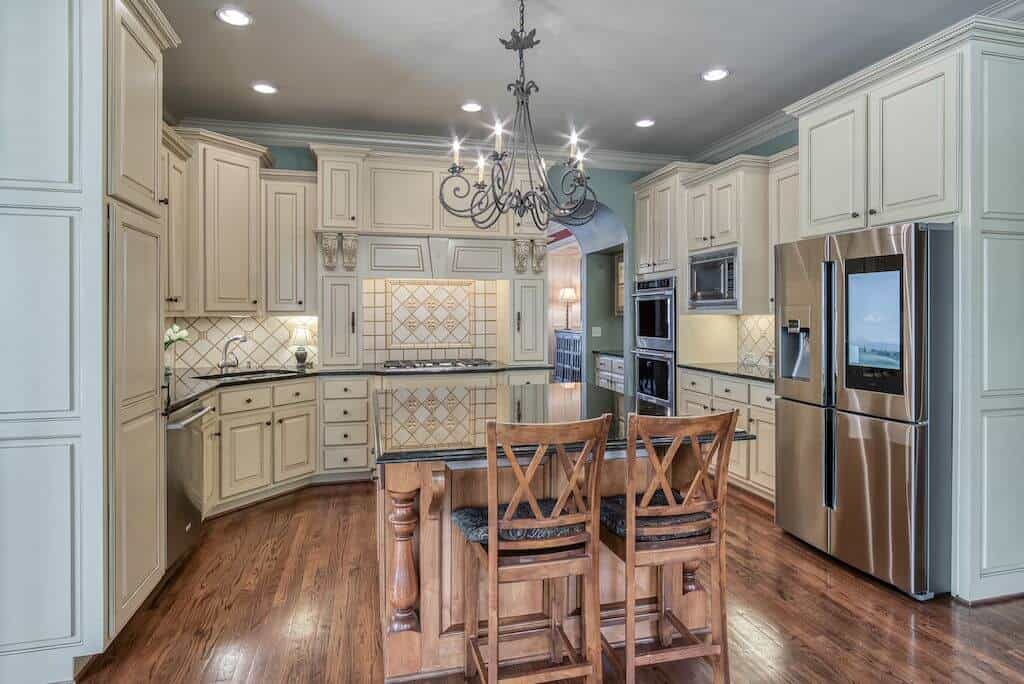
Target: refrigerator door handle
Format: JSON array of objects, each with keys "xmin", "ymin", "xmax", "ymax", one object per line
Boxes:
[
  {"xmin": 824, "ymin": 409, "xmax": 836, "ymax": 510},
  {"xmin": 822, "ymin": 260, "xmax": 836, "ymax": 406}
]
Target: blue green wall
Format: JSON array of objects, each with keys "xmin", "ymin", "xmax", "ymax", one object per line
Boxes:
[{"xmin": 267, "ymin": 145, "xmax": 316, "ymax": 171}]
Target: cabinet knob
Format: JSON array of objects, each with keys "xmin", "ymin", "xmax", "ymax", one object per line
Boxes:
[
  {"xmin": 245, "ymin": 398, "xmax": 253, "ymax": 404},
  {"xmin": 265, "ymin": 421, "xmax": 272, "ymax": 426},
  {"xmin": 766, "ymin": 396, "xmax": 773, "ymax": 403},
  {"xmin": 294, "ymin": 391, "xmax": 301, "ymax": 397},
  {"xmin": 343, "ymin": 387, "xmax": 349, "ymax": 393},
  {"xmin": 869, "ymin": 209, "xmax": 878, "ymax": 216},
  {"xmin": 297, "ymin": 300, "xmax": 303, "ymax": 305},
  {"xmin": 851, "ymin": 212, "xmax": 860, "ymax": 218},
  {"xmin": 342, "ymin": 409, "xmax": 349, "ymax": 415},
  {"xmin": 343, "ymin": 433, "xmax": 349, "ymax": 439},
  {"xmin": 252, "ymin": 299, "xmax": 258, "ymax": 305},
  {"xmin": 690, "ymin": 381, "xmax": 697, "ymax": 386},
  {"xmin": 278, "ymin": 419, "xmax": 284, "ymax": 424},
  {"xmin": 724, "ymin": 388, "xmax": 731, "ymax": 393},
  {"xmin": 343, "ymin": 456, "xmax": 349, "ymax": 462}
]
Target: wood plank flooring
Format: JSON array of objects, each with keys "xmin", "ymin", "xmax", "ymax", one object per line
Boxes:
[{"xmin": 81, "ymin": 483, "xmax": 1024, "ymax": 683}]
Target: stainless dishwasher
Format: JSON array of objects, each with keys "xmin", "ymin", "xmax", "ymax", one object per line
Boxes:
[{"xmin": 165, "ymin": 403, "xmax": 213, "ymax": 568}]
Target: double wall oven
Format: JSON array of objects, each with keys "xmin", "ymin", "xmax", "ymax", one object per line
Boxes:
[{"xmin": 633, "ymin": 277, "xmax": 675, "ymax": 412}]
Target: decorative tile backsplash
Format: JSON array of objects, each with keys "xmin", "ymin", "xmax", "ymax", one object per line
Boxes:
[
  {"xmin": 379, "ymin": 386, "xmax": 497, "ymax": 451},
  {"xmin": 166, "ymin": 316, "xmax": 318, "ymax": 371},
  {"xmin": 738, "ymin": 315, "xmax": 775, "ymax": 367},
  {"xmin": 363, "ymin": 279, "xmax": 498, "ymax": 364}
]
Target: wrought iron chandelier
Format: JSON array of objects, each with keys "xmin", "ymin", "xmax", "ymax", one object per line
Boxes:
[{"xmin": 439, "ymin": 0, "xmax": 598, "ymax": 231}]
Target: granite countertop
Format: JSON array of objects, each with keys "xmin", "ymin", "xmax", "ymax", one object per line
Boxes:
[
  {"xmin": 165, "ymin": 363, "xmax": 554, "ymax": 414},
  {"xmin": 373, "ymin": 381, "xmax": 754, "ymax": 464},
  {"xmin": 591, "ymin": 350, "xmax": 625, "ymax": 358},
  {"xmin": 677, "ymin": 362, "xmax": 775, "ymax": 384}
]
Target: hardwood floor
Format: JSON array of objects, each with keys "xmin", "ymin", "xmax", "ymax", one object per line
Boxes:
[{"xmin": 81, "ymin": 483, "xmax": 1024, "ymax": 683}]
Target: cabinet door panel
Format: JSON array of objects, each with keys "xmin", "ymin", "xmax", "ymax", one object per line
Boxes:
[
  {"xmin": 749, "ymin": 408, "xmax": 776, "ymax": 491},
  {"xmin": 108, "ymin": 0, "xmax": 162, "ymax": 217},
  {"xmin": 512, "ymin": 278, "xmax": 545, "ymax": 362},
  {"xmin": 768, "ymin": 161, "xmax": 800, "ymax": 307},
  {"xmin": 634, "ymin": 189, "xmax": 652, "ymax": 274},
  {"xmin": 321, "ymin": 276, "xmax": 359, "ymax": 366},
  {"xmin": 274, "ymin": 406, "xmax": 317, "ymax": 482},
  {"xmin": 800, "ymin": 96, "xmax": 867, "ymax": 236},
  {"xmin": 651, "ymin": 181, "xmax": 674, "ymax": 272},
  {"xmin": 204, "ymin": 147, "xmax": 260, "ymax": 312},
  {"xmin": 437, "ymin": 171, "xmax": 509, "ymax": 235},
  {"xmin": 320, "ymin": 160, "xmax": 360, "ymax": 227},
  {"xmin": 164, "ymin": 149, "xmax": 188, "ymax": 313},
  {"xmin": 220, "ymin": 411, "xmax": 273, "ymax": 499},
  {"xmin": 264, "ymin": 180, "xmax": 308, "ymax": 313},
  {"xmin": 686, "ymin": 185, "xmax": 711, "ymax": 251},
  {"xmin": 369, "ymin": 166, "xmax": 435, "ymax": 232},
  {"xmin": 711, "ymin": 174, "xmax": 739, "ymax": 246},
  {"xmin": 869, "ymin": 55, "xmax": 959, "ymax": 224}
]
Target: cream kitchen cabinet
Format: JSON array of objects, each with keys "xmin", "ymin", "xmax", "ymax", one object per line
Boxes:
[
  {"xmin": 108, "ymin": 0, "xmax": 178, "ymax": 217},
  {"xmin": 176, "ymin": 128, "xmax": 271, "ymax": 316},
  {"xmin": 634, "ymin": 187, "xmax": 653, "ymax": 275},
  {"xmin": 312, "ymin": 145, "xmax": 369, "ymax": 229},
  {"xmin": 748, "ymin": 406, "xmax": 776, "ymax": 492},
  {"xmin": 368, "ymin": 162, "xmax": 436, "ymax": 233},
  {"xmin": 273, "ymin": 405, "xmax": 318, "ymax": 482},
  {"xmin": 650, "ymin": 179, "xmax": 676, "ymax": 272},
  {"xmin": 262, "ymin": 172, "xmax": 316, "ymax": 314},
  {"xmin": 108, "ymin": 201, "xmax": 165, "ymax": 635},
  {"xmin": 686, "ymin": 183, "xmax": 712, "ymax": 252},
  {"xmin": 437, "ymin": 170, "xmax": 509, "ymax": 236},
  {"xmin": 511, "ymin": 278, "xmax": 546, "ymax": 363},
  {"xmin": 797, "ymin": 54, "xmax": 959, "ymax": 236},
  {"xmin": 160, "ymin": 125, "xmax": 190, "ymax": 314},
  {"xmin": 768, "ymin": 148, "xmax": 800, "ymax": 308},
  {"xmin": 219, "ymin": 410, "xmax": 274, "ymax": 499},
  {"xmin": 320, "ymin": 276, "xmax": 360, "ymax": 366}
]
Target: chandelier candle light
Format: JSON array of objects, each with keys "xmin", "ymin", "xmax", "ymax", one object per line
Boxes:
[{"xmin": 439, "ymin": 0, "xmax": 598, "ymax": 230}]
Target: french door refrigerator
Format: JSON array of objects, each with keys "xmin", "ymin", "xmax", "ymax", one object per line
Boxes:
[{"xmin": 774, "ymin": 224, "xmax": 952, "ymax": 599}]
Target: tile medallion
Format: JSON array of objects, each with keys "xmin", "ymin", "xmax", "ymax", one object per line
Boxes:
[{"xmin": 385, "ymin": 279, "xmax": 476, "ymax": 350}]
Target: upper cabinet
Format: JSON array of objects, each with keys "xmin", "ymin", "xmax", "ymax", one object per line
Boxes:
[
  {"xmin": 177, "ymin": 128, "xmax": 272, "ymax": 316},
  {"xmin": 632, "ymin": 162, "xmax": 707, "ymax": 277},
  {"xmin": 792, "ymin": 53, "xmax": 959, "ymax": 236},
  {"xmin": 107, "ymin": 0, "xmax": 180, "ymax": 217},
  {"xmin": 262, "ymin": 171, "xmax": 317, "ymax": 314},
  {"xmin": 313, "ymin": 146, "xmax": 368, "ymax": 229},
  {"xmin": 160, "ymin": 125, "xmax": 190, "ymax": 314},
  {"xmin": 686, "ymin": 184, "xmax": 712, "ymax": 252},
  {"xmin": 368, "ymin": 162, "xmax": 436, "ymax": 233},
  {"xmin": 768, "ymin": 147, "xmax": 800, "ymax": 308}
]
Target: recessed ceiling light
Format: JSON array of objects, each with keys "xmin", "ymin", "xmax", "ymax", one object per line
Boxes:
[
  {"xmin": 635, "ymin": 119, "xmax": 655, "ymax": 128},
  {"xmin": 252, "ymin": 82, "xmax": 277, "ymax": 94},
  {"xmin": 701, "ymin": 67, "xmax": 730, "ymax": 82},
  {"xmin": 216, "ymin": 6, "xmax": 253, "ymax": 27},
  {"xmin": 461, "ymin": 102, "xmax": 482, "ymax": 113}
]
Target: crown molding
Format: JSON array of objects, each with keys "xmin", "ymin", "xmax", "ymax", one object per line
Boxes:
[
  {"xmin": 161, "ymin": 123, "xmax": 191, "ymax": 160},
  {"xmin": 786, "ymin": 15, "xmax": 1024, "ymax": 117},
  {"xmin": 768, "ymin": 145, "xmax": 799, "ymax": 167},
  {"xmin": 682, "ymin": 154, "xmax": 771, "ymax": 188},
  {"xmin": 177, "ymin": 117, "xmax": 679, "ymax": 173},
  {"xmin": 124, "ymin": 0, "xmax": 181, "ymax": 49},
  {"xmin": 981, "ymin": 0, "xmax": 1024, "ymax": 22},
  {"xmin": 175, "ymin": 127, "xmax": 273, "ymax": 167},
  {"xmin": 259, "ymin": 168, "xmax": 316, "ymax": 183},
  {"xmin": 631, "ymin": 161, "xmax": 711, "ymax": 189},
  {"xmin": 690, "ymin": 111, "xmax": 797, "ymax": 164}
]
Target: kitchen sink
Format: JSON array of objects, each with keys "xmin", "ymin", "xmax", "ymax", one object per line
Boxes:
[{"xmin": 192, "ymin": 369, "xmax": 298, "ymax": 381}]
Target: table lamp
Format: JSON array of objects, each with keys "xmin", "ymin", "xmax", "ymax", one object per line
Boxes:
[
  {"xmin": 558, "ymin": 287, "xmax": 578, "ymax": 330},
  {"xmin": 289, "ymin": 325, "xmax": 313, "ymax": 368}
]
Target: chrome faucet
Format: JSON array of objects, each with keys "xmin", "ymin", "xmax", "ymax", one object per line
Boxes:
[{"xmin": 219, "ymin": 335, "xmax": 247, "ymax": 370}]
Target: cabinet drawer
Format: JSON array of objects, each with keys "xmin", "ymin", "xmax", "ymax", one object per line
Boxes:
[
  {"xmin": 273, "ymin": 379, "xmax": 316, "ymax": 407},
  {"xmin": 679, "ymin": 371, "xmax": 711, "ymax": 395},
  {"xmin": 750, "ymin": 405, "xmax": 775, "ymax": 424},
  {"xmin": 597, "ymin": 355, "xmax": 613, "ymax": 372},
  {"xmin": 712, "ymin": 377, "xmax": 749, "ymax": 403},
  {"xmin": 680, "ymin": 390, "xmax": 713, "ymax": 414},
  {"xmin": 324, "ymin": 423, "xmax": 368, "ymax": 446},
  {"xmin": 323, "ymin": 398, "xmax": 368, "ymax": 423},
  {"xmin": 323, "ymin": 377, "xmax": 369, "ymax": 399},
  {"xmin": 611, "ymin": 357, "xmax": 625, "ymax": 374},
  {"xmin": 324, "ymin": 446, "xmax": 369, "ymax": 470},
  {"xmin": 220, "ymin": 386, "xmax": 272, "ymax": 414},
  {"xmin": 749, "ymin": 383, "xmax": 776, "ymax": 410},
  {"xmin": 597, "ymin": 372, "xmax": 615, "ymax": 390},
  {"xmin": 711, "ymin": 398, "xmax": 749, "ymax": 429}
]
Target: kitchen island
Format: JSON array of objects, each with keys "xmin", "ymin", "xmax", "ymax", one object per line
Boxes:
[{"xmin": 372, "ymin": 381, "xmax": 754, "ymax": 680}]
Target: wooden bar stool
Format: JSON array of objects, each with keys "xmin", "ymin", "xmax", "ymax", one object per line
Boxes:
[
  {"xmin": 598, "ymin": 410, "xmax": 739, "ymax": 684},
  {"xmin": 455, "ymin": 414, "xmax": 613, "ymax": 684}
]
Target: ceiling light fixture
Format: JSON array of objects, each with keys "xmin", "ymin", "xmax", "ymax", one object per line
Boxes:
[
  {"xmin": 461, "ymin": 102, "xmax": 482, "ymax": 113},
  {"xmin": 635, "ymin": 119, "xmax": 655, "ymax": 128},
  {"xmin": 440, "ymin": 0, "xmax": 597, "ymax": 230},
  {"xmin": 701, "ymin": 67, "xmax": 730, "ymax": 82},
  {"xmin": 252, "ymin": 82, "xmax": 277, "ymax": 94},
  {"xmin": 216, "ymin": 6, "xmax": 253, "ymax": 27}
]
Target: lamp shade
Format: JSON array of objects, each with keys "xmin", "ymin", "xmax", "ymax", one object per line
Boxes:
[
  {"xmin": 558, "ymin": 287, "xmax": 579, "ymax": 304},
  {"xmin": 289, "ymin": 325, "xmax": 312, "ymax": 348}
]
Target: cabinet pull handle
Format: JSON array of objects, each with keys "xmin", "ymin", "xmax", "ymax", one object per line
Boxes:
[
  {"xmin": 868, "ymin": 209, "xmax": 877, "ymax": 216},
  {"xmin": 159, "ymin": 197, "xmax": 169, "ymax": 205},
  {"xmin": 851, "ymin": 212, "xmax": 860, "ymax": 218},
  {"xmin": 516, "ymin": 312, "xmax": 522, "ymax": 333},
  {"xmin": 212, "ymin": 432, "xmax": 221, "ymax": 437},
  {"xmin": 350, "ymin": 312, "xmax": 356, "ymax": 333}
]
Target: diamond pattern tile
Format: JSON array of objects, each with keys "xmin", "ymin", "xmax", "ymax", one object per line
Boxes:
[
  {"xmin": 166, "ymin": 316, "xmax": 319, "ymax": 372},
  {"xmin": 738, "ymin": 315, "xmax": 775, "ymax": 367},
  {"xmin": 386, "ymin": 279, "xmax": 475, "ymax": 350}
]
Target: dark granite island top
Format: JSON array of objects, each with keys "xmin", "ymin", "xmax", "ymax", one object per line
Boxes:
[{"xmin": 373, "ymin": 381, "xmax": 754, "ymax": 464}]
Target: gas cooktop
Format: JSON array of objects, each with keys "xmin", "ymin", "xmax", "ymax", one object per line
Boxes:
[{"xmin": 379, "ymin": 358, "xmax": 496, "ymax": 372}]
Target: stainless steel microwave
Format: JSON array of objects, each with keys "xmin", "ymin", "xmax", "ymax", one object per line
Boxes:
[{"xmin": 689, "ymin": 247, "xmax": 737, "ymax": 309}]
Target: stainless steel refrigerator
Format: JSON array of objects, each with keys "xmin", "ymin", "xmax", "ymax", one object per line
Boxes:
[{"xmin": 774, "ymin": 224, "xmax": 952, "ymax": 599}]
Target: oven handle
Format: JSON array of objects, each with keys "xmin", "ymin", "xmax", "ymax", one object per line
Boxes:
[
  {"xmin": 632, "ymin": 349, "xmax": 674, "ymax": 360},
  {"xmin": 632, "ymin": 292, "xmax": 674, "ymax": 300}
]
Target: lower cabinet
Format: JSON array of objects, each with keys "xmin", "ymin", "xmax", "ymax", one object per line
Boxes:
[
  {"xmin": 220, "ymin": 410, "xmax": 274, "ymax": 499},
  {"xmin": 321, "ymin": 376, "xmax": 374, "ymax": 473},
  {"xmin": 274, "ymin": 405, "xmax": 317, "ymax": 482},
  {"xmin": 748, "ymin": 406, "xmax": 776, "ymax": 491}
]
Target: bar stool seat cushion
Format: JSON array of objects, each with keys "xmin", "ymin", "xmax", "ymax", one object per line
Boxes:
[
  {"xmin": 452, "ymin": 499, "xmax": 584, "ymax": 544},
  {"xmin": 600, "ymin": 490, "xmax": 711, "ymax": 543}
]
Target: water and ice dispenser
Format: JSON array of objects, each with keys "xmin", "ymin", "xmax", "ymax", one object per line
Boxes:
[{"xmin": 779, "ymin": 306, "xmax": 812, "ymax": 381}]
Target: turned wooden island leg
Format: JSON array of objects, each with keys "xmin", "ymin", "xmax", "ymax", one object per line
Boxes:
[
  {"xmin": 388, "ymin": 490, "xmax": 420, "ymax": 634},
  {"xmin": 381, "ymin": 463, "xmax": 425, "ymax": 678}
]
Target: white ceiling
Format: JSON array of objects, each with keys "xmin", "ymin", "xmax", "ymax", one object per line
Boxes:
[{"xmin": 158, "ymin": 0, "xmax": 995, "ymax": 157}]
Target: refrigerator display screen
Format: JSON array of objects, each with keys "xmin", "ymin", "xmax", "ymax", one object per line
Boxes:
[{"xmin": 845, "ymin": 255, "xmax": 904, "ymax": 395}]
